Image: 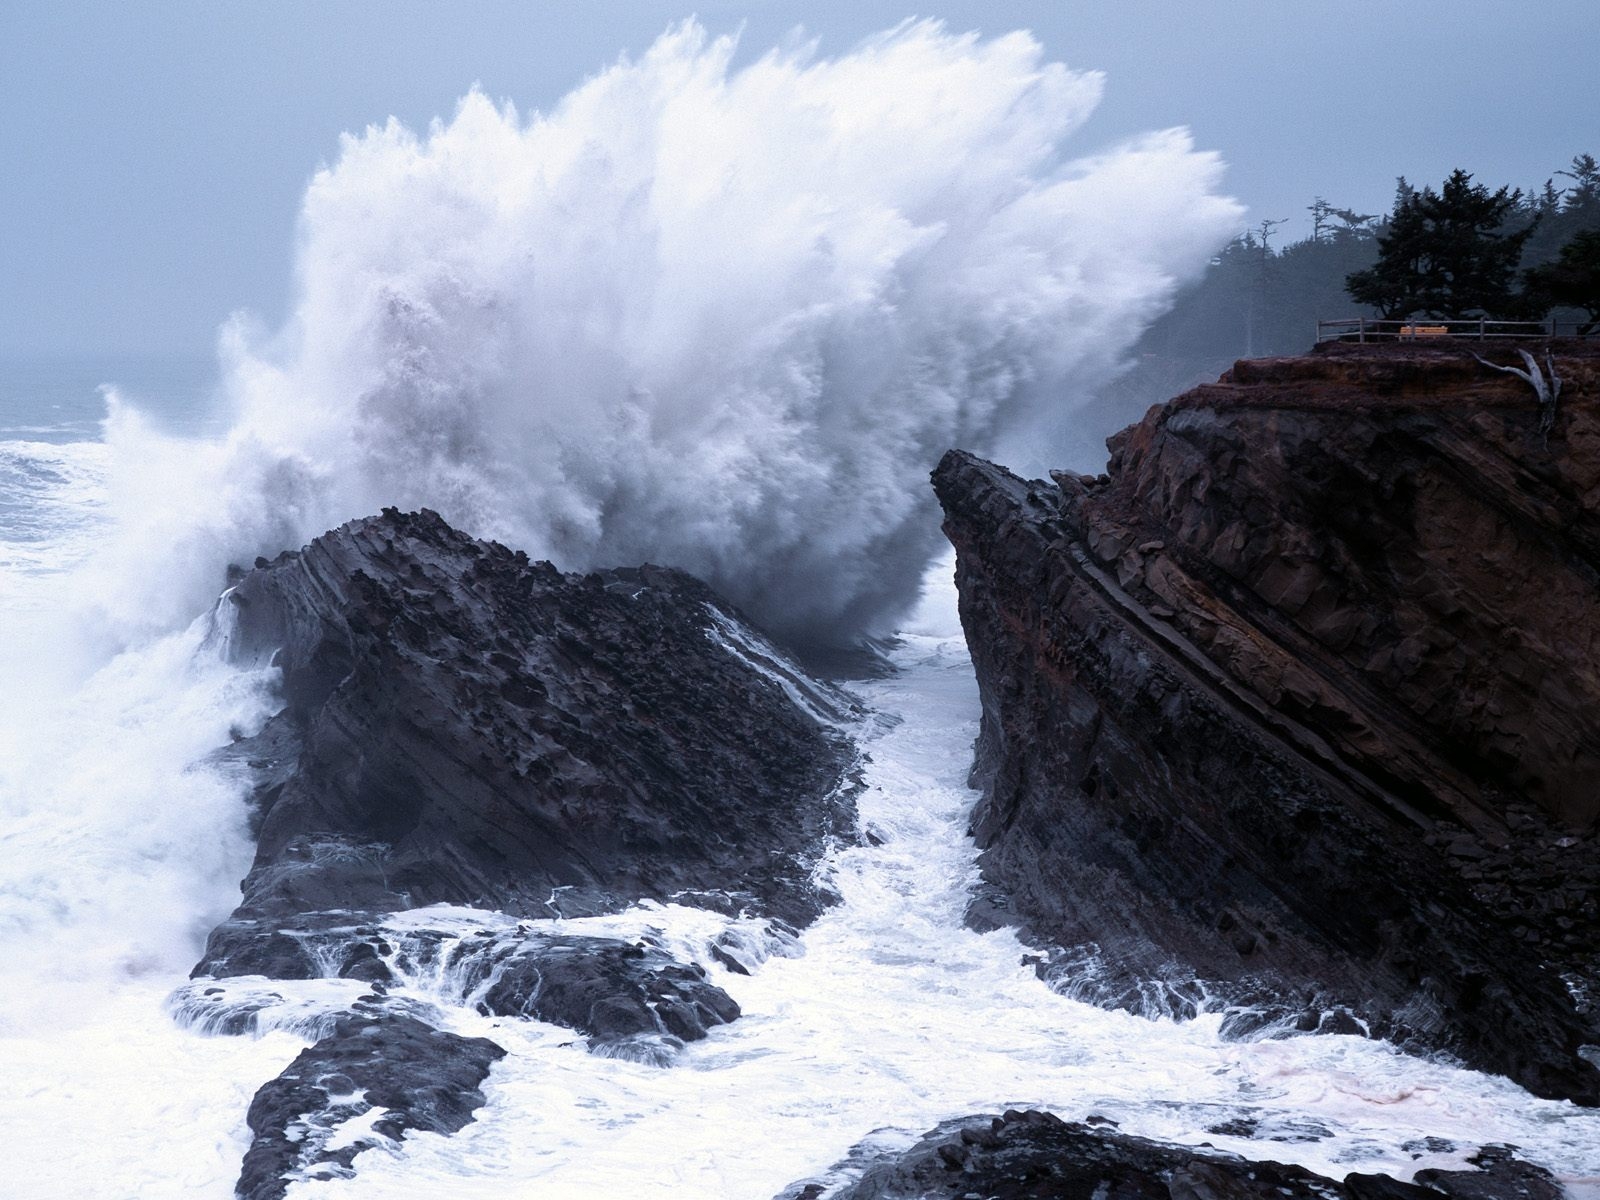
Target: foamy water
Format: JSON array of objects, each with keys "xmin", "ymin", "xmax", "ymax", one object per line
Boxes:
[
  {"xmin": 171, "ymin": 624, "xmax": 1598, "ymax": 1199},
  {"xmin": 1, "ymin": 20, "xmax": 1596, "ymax": 1199}
]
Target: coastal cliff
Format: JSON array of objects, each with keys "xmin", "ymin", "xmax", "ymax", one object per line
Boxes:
[{"xmin": 934, "ymin": 341, "xmax": 1600, "ymax": 1104}]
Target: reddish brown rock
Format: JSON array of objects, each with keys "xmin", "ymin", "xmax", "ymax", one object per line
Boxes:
[{"xmin": 934, "ymin": 340, "xmax": 1600, "ymax": 1104}]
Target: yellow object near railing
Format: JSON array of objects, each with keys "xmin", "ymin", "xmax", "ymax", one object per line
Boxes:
[{"xmin": 1315, "ymin": 317, "xmax": 1593, "ymax": 344}]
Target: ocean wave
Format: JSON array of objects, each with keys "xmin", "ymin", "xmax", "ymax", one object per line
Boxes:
[{"xmin": 86, "ymin": 19, "xmax": 1241, "ymax": 646}]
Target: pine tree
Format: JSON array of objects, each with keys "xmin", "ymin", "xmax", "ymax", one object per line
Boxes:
[{"xmin": 1346, "ymin": 170, "xmax": 1535, "ymax": 318}]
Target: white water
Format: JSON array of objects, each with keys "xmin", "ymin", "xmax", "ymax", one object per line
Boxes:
[
  {"xmin": 1, "ymin": 19, "xmax": 1597, "ymax": 1199},
  {"xmin": 83, "ymin": 20, "xmax": 1242, "ymax": 647},
  {"xmin": 178, "ymin": 617, "xmax": 1596, "ymax": 1199}
]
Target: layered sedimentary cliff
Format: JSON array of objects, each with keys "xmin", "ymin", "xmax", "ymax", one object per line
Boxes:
[
  {"xmin": 934, "ymin": 341, "xmax": 1600, "ymax": 1104},
  {"xmin": 213, "ymin": 506, "xmax": 859, "ymax": 932}
]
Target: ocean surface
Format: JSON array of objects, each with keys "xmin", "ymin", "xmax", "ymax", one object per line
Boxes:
[{"xmin": 1, "ymin": 356, "xmax": 1598, "ymax": 1199}]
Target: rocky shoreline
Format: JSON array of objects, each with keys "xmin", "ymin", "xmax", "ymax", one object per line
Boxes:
[
  {"xmin": 178, "ymin": 341, "xmax": 1600, "ymax": 1198},
  {"xmin": 188, "ymin": 508, "xmax": 863, "ymax": 1197},
  {"xmin": 933, "ymin": 341, "xmax": 1600, "ymax": 1105}
]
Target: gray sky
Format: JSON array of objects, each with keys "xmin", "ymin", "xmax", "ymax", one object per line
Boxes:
[{"xmin": 3, "ymin": 0, "xmax": 1594, "ymax": 357}]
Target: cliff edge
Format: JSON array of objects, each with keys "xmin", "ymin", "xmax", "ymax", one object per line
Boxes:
[{"xmin": 934, "ymin": 341, "xmax": 1600, "ymax": 1104}]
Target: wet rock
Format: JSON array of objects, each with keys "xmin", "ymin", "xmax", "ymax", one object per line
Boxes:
[
  {"xmin": 236, "ymin": 1008, "xmax": 504, "ymax": 1200},
  {"xmin": 478, "ymin": 936, "xmax": 739, "ymax": 1046},
  {"xmin": 788, "ymin": 1109, "xmax": 1563, "ymax": 1200},
  {"xmin": 1413, "ymin": 1145, "xmax": 1564, "ymax": 1200},
  {"xmin": 933, "ymin": 342, "xmax": 1600, "ymax": 1104},
  {"xmin": 194, "ymin": 910, "xmax": 741, "ymax": 1054},
  {"xmin": 217, "ymin": 507, "xmax": 860, "ymax": 931},
  {"xmin": 197, "ymin": 507, "xmax": 855, "ymax": 1193}
]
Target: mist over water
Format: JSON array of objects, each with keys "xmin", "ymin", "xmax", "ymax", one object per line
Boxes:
[
  {"xmin": 89, "ymin": 19, "xmax": 1240, "ymax": 645},
  {"xmin": 0, "ymin": 15, "xmax": 1245, "ymax": 1054}
]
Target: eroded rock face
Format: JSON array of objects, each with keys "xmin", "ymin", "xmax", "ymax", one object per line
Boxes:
[
  {"xmin": 933, "ymin": 342, "xmax": 1600, "ymax": 1104},
  {"xmin": 218, "ymin": 506, "xmax": 860, "ymax": 928},
  {"xmin": 195, "ymin": 508, "xmax": 859, "ymax": 1196},
  {"xmin": 780, "ymin": 1109, "xmax": 1562, "ymax": 1200}
]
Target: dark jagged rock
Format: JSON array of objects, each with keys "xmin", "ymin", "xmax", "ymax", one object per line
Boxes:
[
  {"xmin": 476, "ymin": 935, "xmax": 740, "ymax": 1046},
  {"xmin": 189, "ymin": 911, "xmax": 740, "ymax": 1053},
  {"xmin": 237, "ymin": 1007, "xmax": 505, "ymax": 1200},
  {"xmin": 197, "ymin": 509, "xmax": 855, "ymax": 1195},
  {"xmin": 933, "ymin": 342, "xmax": 1600, "ymax": 1104},
  {"xmin": 216, "ymin": 506, "xmax": 858, "ymax": 928},
  {"xmin": 782, "ymin": 1109, "xmax": 1562, "ymax": 1200}
]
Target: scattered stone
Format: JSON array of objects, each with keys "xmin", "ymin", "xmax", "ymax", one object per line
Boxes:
[{"xmin": 236, "ymin": 1008, "xmax": 505, "ymax": 1200}]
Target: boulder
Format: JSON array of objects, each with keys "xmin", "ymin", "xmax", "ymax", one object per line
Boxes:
[
  {"xmin": 216, "ymin": 507, "xmax": 860, "ymax": 929},
  {"xmin": 195, "ymin": 508, "xmax": 859, "ymax": 1196},
  {"xmin": 237, "ymin": 1006, "xmax": 505, "ymax": 1200}
]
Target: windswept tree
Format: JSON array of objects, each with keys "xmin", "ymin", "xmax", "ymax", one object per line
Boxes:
[
  {"xmin": 1559, "ymin": 153, "xmax": 1600, "ymax": 217},
  {"xmin": 1346, "ymin": 170, "xmax": 1536, "ymax": 318}
]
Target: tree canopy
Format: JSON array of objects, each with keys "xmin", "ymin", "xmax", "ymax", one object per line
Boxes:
[
  {"xmin": 1524, "ymin": 229, "xmax": 1600, "ymax": 333},
  {"xmin": 1081, "ymin": 152, "xmax": 1600, "ymax": 448},
  {"xmin": 1345, "ymin": 170, "xmax": 1534, "ymax": 318}
]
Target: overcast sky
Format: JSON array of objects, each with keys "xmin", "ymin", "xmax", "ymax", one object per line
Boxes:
[{"xmin": 3, "ymin": 0, "xmax": 1594, "ymax": 357}]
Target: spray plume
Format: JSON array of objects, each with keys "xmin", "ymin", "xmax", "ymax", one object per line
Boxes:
[{"xmin": 96, "ymin": 20, "xmax": 1241, "ymax": 644}]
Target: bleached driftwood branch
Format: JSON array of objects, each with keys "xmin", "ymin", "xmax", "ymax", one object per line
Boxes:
[{"xmin": 1473, "ymin": 349, "xmax": 1563, "ymax": 437}]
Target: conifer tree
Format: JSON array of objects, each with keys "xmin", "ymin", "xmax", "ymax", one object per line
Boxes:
[
  {"xmin": 1524, "ymin": 230, "xmax": 1600, "ymax": 333},
  {"xmin": 1346, "ymin": 170, "xmax": 1535, "ymax": 318}
]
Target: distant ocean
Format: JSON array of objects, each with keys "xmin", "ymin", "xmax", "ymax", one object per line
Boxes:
[
  {"xmin": 0, "ymin": 352, "xmax": 221, "ymax": 442},
  {"xmin": 0, "ymin": 354, "xmax": 220, "ymax": 614}
]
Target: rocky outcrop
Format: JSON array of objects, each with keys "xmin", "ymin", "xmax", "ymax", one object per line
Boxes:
[
  {"xmin": 215, "ymin": 506, "xmax": 859, "ymax": 929},
  {"xmin": 934, "ymin": 341, "xmax": 1600, "ymax": 1104},
  {"xmin": 195, "ymin": 508, "xmax": 860, "ymax": 1197},
  {"xmin": 780, "ymin": 1109, "xmax": 1562, "ymax": 1200},
  {"xmin": 236, "ymin": 1004, "xmax": 505, "ymax": 1200}
]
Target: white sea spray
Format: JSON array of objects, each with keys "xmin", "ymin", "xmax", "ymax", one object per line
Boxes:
[{"xmin": 84, "ymin": 20, "xmax": 1241, "ymax": 645}]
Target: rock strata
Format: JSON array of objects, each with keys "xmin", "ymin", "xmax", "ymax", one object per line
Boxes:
[
  {"xmin": 933, "ymin": 341, "xmax": 1600, "ymax": 1104},
  {"xmin": 194, "ymin": 507, "xmax": 859, "ymax": 1196},
  {"xmin": 217, "ymin": 506, "xmax": 860, "ymax": 928},
  {"xmin": 780, "ymin": 1109, "xmax": 1563, "ymax": 1200}
]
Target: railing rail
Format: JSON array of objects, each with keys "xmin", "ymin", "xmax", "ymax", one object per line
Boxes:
[{"xmin": 1317, "ymin": 317, "xmax": 1596, "ymax": 344}]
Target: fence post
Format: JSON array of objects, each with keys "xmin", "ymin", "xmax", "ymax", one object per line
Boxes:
[
  {"xmin": 1358, "ymin": 317, "xmax": 1365, "ymax": 344},
  {"xmin": 1478, "ymin": 317, "xmax": 1486, "ymax": 340}
]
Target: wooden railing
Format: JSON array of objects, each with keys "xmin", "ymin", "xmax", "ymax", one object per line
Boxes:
[{"xmin": 1316, "ymin": 317, "xmax": 1596, "ymax": 343}]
